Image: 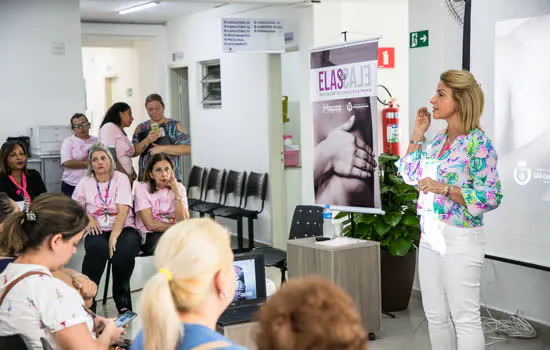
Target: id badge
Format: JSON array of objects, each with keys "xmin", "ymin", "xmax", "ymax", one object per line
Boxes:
[
  {"xmin": 159, "ymin": 127, "xmax": 166, "ymax": 137},
  {"xmin": 99, "ymin": 215, "xmax": 110, "ymax": 230},
  {"xmin": 420, "ymin": 158, "xmax": 440, "ymax": 215}
]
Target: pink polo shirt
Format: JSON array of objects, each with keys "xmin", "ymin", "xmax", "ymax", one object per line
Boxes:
[
  {"xmin": 134, "ymin": 181, "xmax": 188, "ymax": 234},
  {"xmin": 72, "ymin": 171, "xmax": 136, "ymax": 231},
  {"xmin": 60, "ymin": 135, "xmax": 98, "ymax": 186},
  {"xmin": 98, "ymin": 122, "xmax": 135, "ymax": 176}
]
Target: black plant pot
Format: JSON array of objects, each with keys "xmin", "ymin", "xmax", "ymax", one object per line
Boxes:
[{"xmin": 381, "ymin": 249, "xmax": 417, "ymax": 312}]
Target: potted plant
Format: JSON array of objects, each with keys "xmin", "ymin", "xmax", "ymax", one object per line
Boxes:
[{"xmin": 335, "ymin": 153, "xmax": 420, "ymax": 312}]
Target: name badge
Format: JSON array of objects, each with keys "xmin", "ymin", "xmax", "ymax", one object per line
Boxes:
[
  {"xmin": 99, "ymin": 215, "xmax": 110, "ymax": 230},
  {"xmin": 421, "ymin": 158, "xmax": 440, "ymax": 215}
]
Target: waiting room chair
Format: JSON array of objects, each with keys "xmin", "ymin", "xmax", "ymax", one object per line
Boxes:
[
  {"xmin": 186, "ymin": 166, "xmax": 207, "ymax": 209},
  {"xmin": 211, "ymin": 172, "xmax": 268, "ymax": 252},
  {"xmin": 192, "ymin": 170, "xmax": 246, "ymax": 217},
  {"xmin": 189, "ymin": 168, "xmax": 226, "ymax": 216},
  {"xmin": 254, "ymin": 205, "xmax": 324, "ymax": 284}
]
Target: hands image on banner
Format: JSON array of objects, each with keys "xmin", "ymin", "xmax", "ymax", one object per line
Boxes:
[{"xmin": 314, "ymin": 113, "xmax": 377, "ymax": 206}]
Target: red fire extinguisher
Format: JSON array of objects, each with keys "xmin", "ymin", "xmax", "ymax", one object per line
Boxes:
[{"xmin": 382, "ymin": 99, "xmax": 400, "ymax": 155}]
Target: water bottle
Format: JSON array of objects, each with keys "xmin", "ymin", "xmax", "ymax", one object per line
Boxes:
[{"xmin": 323, "ymin": 205, "xmax": 334, "ymax": 238}]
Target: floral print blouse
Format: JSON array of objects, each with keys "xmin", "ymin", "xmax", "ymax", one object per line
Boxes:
[{"xmin": 396, "ymin": 128, "xmax": 503, "ymax": 228}]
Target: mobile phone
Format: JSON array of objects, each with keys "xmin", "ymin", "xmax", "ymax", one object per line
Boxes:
[
  {"xmin": 115, "ymin": 310, "xmax": 138, "ymax": 328},
  {"xmin": 151, "ymin": 123, "xmax": 160, "ymax": 134},
  {"xmin": 315, "ymin": 237, "xmax": 330, "ymax": 242}
]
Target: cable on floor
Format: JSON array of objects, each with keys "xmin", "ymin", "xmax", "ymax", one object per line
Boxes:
[{"xmin": 481, "ymin": 296, "xmax": 537, "ymax": 347}]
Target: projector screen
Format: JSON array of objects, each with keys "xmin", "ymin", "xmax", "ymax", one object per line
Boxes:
[{"xmin": 471, "ymin": 0, "xmax": 550, "ymax": 267}]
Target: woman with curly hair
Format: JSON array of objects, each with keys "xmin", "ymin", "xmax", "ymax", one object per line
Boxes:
[{"xmin": 255, "ymin": 276, "xmax": 368, "ymax": 350}]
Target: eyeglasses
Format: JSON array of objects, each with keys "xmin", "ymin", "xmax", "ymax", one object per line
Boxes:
[{"xmin": 72, "ymin": 122, "xmax": 90, "ymax": 129}]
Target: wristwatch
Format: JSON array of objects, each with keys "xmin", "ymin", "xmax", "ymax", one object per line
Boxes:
[{"xmin": 410, "ymin": 139, "xmax": 423, "ymax": 145}]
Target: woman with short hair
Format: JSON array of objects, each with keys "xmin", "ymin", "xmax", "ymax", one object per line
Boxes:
[
  {"xmin": 132, "ymin": 94, "xmax": 191, "ymax": 182},
  {"xmin": 255, "ymin": 276, "xmax": 368, "ymax": 350},
  {"xmin": 61, "ymin": 113, "xmax": 98, "ymax": 197}
]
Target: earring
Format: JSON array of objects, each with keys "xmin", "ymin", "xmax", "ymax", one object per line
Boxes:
[{"xmin": 219, "ymin": 292, "xmax": 227, "ymax": 300}]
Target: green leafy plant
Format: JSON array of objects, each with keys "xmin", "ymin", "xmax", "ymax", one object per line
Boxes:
[{"xmin": 335, "ymin": 154, "xmax": 420, "ymax": 256}]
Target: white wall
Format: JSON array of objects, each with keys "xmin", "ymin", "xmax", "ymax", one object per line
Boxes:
[
  {"xmin": 0, "ymin": 0, "xmax": 85, "ymax": 142},
  {"xmin": 81, "ymin": 23, "xmax": 168, "ymax": 107},
  {"xmin": 166, "ymin": 4, "xmax": 301, "ymax": 244},
  {"xmin": 410, "ymin": 0, "xmax": 550, "ymax": 326},
  {"xmin": 341, "ymin": 2, "xmax": 410, "ymax": 155},
  {"xmin": 82, "ymin": 47, "xmax": 141, "ymax": 136}
]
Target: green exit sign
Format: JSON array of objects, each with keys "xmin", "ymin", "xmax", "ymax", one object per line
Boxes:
[{"xmin": 410, "ymin": 30, "xmax": 429, "ymax": 48}]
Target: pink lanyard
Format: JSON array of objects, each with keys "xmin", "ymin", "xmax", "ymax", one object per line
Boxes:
[{"xmin": 8, "ymin": 173, "xmax": 31, "ymax": 203}]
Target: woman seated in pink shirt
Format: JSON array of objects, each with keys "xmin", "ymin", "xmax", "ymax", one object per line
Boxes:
[
  {"xmin": 98, "ymin": 102, "xmax": 136, "ymax": 184},
  {"xmin": 72, "ymin": 143, "xmax": 141, "ymax": 314},
  {"xmin": 60, "ymin": 113, "xmax": 98, "ymax": 197},
  {"xmin": 134, "ymin": 153, "xmax": 189, "ymax": 255}
]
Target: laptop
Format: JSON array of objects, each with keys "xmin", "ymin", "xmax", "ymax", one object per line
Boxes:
[{"xmin": 217, "ymin": 252, "xmax": 267, "ymax": 326}]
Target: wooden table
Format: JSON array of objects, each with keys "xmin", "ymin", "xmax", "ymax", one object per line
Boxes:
[
  {"xmin": 287, "ymin": 237, "xmax": 381, "ymax": 339},
  {"xmin": 217, "ymin": 322, "xmax": 257, "ymax": 349}
]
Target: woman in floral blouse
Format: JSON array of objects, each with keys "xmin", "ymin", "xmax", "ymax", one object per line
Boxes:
[{"xmin": 397, "ymin": 70, "xmax": 502, "ymax": 350}]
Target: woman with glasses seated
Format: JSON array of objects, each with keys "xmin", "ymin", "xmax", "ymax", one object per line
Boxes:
[{"xmin": 60, "ymin": 113, "xmax": 98, "ymax": 197}]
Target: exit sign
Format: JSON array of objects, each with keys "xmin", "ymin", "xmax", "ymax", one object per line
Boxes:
[{"xmin": 410, "ymin": 30, "xmax": 429, "ymax": 48}]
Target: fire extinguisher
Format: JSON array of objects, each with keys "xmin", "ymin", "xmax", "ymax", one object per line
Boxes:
[{"xmin": 382, "ymin": 98, "xmax": 400, "ymax": 155}]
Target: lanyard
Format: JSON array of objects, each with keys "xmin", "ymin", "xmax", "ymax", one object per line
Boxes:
[
  {"xmin": 95, "ymin": 177, "xmax": 112, "ymax": 215},
  {"xmin": 8, "ymin": 173, "xmax": 31, "ymax": 204}
]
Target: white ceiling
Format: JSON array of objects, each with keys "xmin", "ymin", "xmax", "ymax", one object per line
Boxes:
[{"xmin": 80, "ymin": 0, "xmax": 308, "ymax": 24}]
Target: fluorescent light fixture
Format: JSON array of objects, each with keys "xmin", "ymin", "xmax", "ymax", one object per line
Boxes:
[{"xmin": 118, "ymin": 1, "xmax": 159, "ymax": 15}]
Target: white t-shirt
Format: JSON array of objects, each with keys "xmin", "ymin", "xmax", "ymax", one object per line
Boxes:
[{"xmin": 0, "ymin": 264, "xmax": 94, "ymax": 350}]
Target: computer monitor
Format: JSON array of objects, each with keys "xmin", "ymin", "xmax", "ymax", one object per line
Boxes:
[{"xmin": 231, "ymin": 252, "xmax": 267, "ymax": 306}]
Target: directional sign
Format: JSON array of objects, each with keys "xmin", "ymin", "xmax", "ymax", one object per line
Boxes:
[
  {"xmin": 222, "ymin": 18, "xmax": 285, "ymax": 53},
  {"xmin": 410, "ymin": 30, "xmax": 429, "ymax": 48}
]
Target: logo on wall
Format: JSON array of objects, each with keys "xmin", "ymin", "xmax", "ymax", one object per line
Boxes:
[{"xmin": 514, "ymin": 160, "xmax": 531, "ymax": 186}]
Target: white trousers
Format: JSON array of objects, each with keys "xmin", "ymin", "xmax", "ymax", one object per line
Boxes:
[{"xmin": 419, "ymin": 216, "xmax": 485, "ymax": 350}]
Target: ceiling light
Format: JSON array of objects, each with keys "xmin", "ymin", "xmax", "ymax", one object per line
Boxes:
[{"xmin": 118, "ymin": 1, "xmax": 159, "ymax": 15}]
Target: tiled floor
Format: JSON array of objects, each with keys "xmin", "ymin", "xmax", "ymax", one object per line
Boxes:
[{"xmin": 98, "ymin": 268, "xmax": 550, "ymax": 350}]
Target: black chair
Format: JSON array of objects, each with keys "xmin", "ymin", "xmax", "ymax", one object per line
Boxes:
[
  {"xmin": 189, "ymin": 168, "xmax": 226, "ymax": 216},
  {"xmin": 212, "ymin": 172, "xmax": 268, "ymax": 252},
  {"xmin": 254, "ymin": 205, "xmax": 324, "ymax": 284},
  {"xmin": 0, "ymin": 334, "xmax": 29, "ymax": 349},
  {"xmin": 186, "ymin": 166, "xmax": 207, "ymax": 209},
  {"xmin": 192, "ymin": 170, "xmax": 247, "ymax": 217}
]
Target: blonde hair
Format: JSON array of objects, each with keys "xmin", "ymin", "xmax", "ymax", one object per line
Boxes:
[
  {"xmin": 87, "ymin": 143, "xmax": 115, "ymax": 177},
  {"xmin": 440, "ymin": 70, "xmax": 485, "ymax": 134},
  {"xmin": 140, "ymin": 219, "xmax": 233, "ymax": 350}
]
